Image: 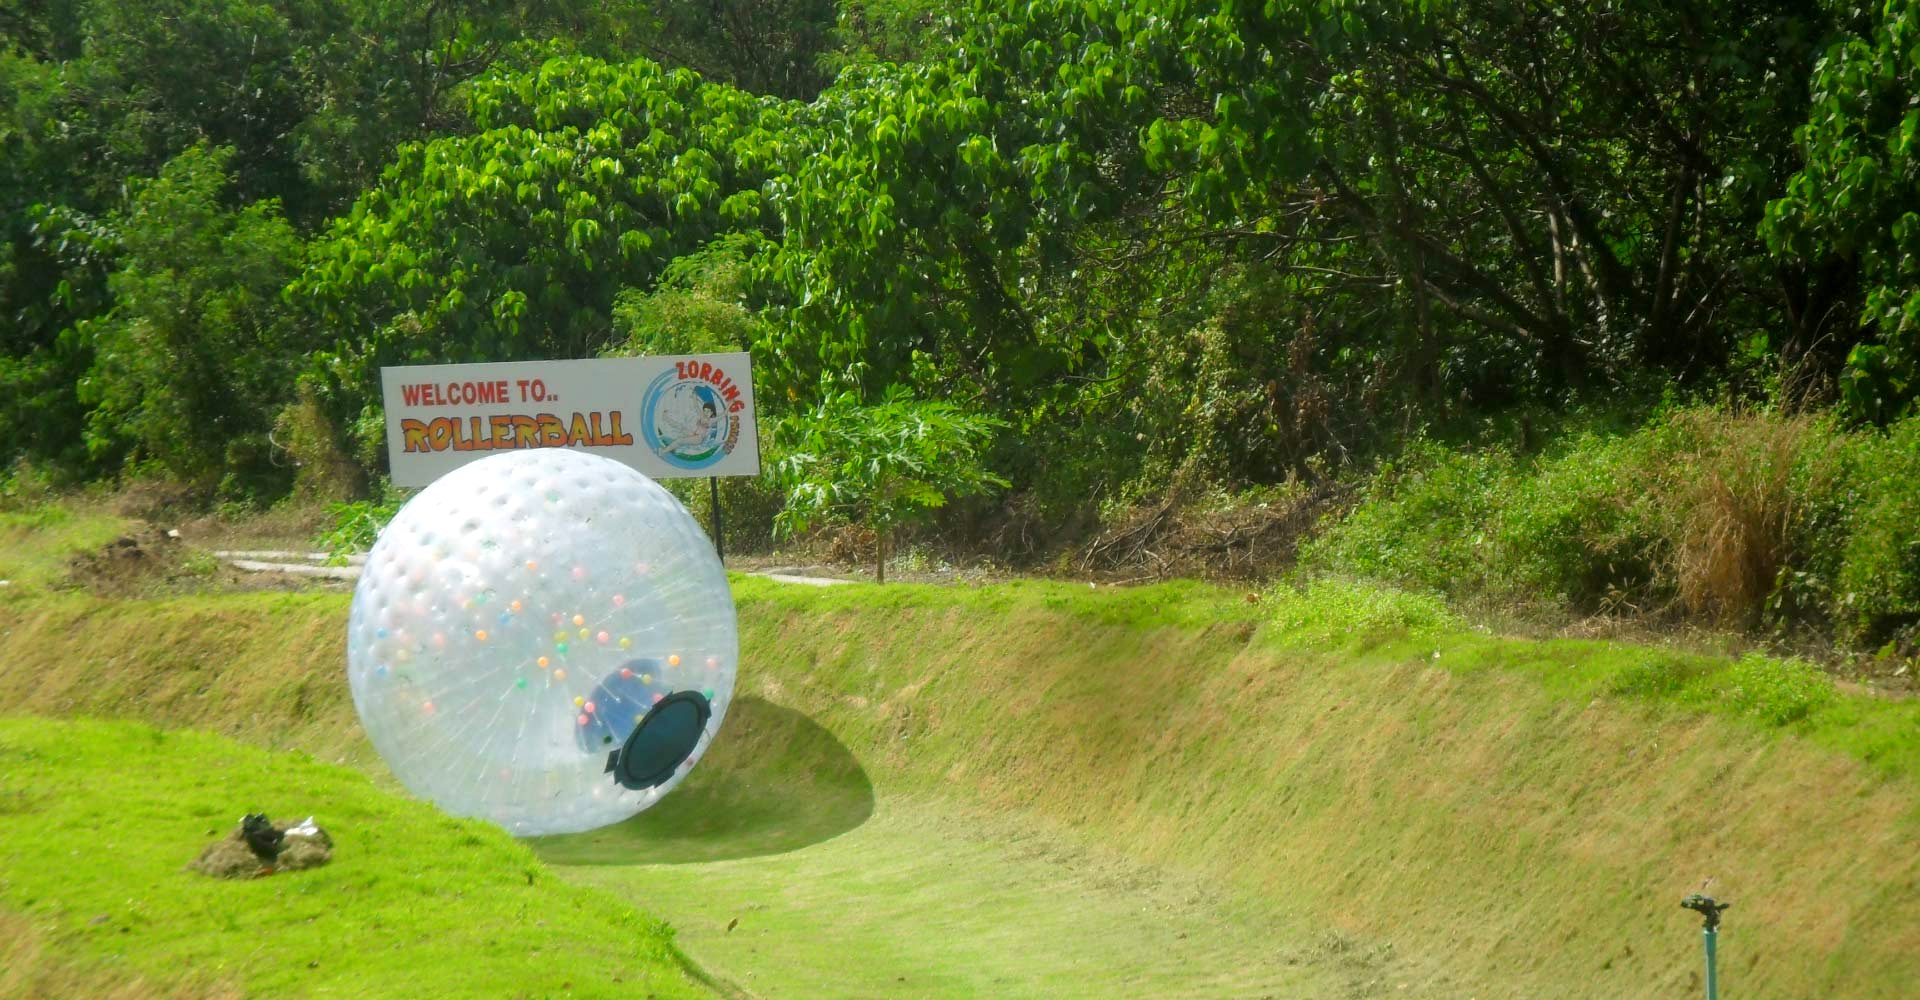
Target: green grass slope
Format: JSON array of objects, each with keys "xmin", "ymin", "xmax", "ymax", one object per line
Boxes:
[
  {"xmin": 0, "ymin": 507, "xmax": 136, "ymax": 593},
  {"xmin": 0, "ymin": 716, "xmax": 711, "ymax": 999},
  {"xmin": 0, "ymin": 550, "xmax": 1915, "ymax": 997},
  {"xmin": 695, "ymin": 577, "xmax": 1920, "ymax": 998}
]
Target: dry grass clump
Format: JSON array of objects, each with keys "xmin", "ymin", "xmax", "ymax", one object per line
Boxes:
[
  {"xmin": 271, "ymin": 384, "xmax": 364, "ymax": 503},
  {"xmin": 1662, "ymin": 411, "xmax": 1829, "ymax": 625}
]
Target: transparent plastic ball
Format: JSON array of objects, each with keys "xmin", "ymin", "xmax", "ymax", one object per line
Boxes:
[{"xmin": 345, "ymin": 449, "xmax": 737, "ymax": 836}]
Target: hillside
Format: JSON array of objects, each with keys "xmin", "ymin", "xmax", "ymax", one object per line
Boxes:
[
  {"xmin": 0, "ymin": 715, "xmax": 711, "ymax": 998},
  {"xmin": 2, "ymin": 517, "xmax": 1914, "ymax": 997}
]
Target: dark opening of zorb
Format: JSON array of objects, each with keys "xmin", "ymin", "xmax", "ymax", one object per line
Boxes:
[{"xmin": 605, "ymin": 690, "xmax": 712, "ymax": 790}]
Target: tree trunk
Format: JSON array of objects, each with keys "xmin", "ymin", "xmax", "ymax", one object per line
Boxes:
[{"xmin": 874, "ymin": 522, "xmax": 887, "ymax": 584}]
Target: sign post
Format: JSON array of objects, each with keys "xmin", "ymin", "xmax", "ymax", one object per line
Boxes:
[
  {"xmin": 709, "ymin": 476, "xmax": 725, "ymax": 563},
  {"xmin": 378, "ymin": 352, "xmax": 760, "ymax": 561}
]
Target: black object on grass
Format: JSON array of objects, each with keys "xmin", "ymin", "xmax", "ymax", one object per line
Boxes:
[{"xmin": 240, "ymin": 813, "xmax": 283, "ymax": 860}]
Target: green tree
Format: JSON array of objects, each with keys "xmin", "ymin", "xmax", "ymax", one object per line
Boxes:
[
  {"xmin": 0, "ymin": 49, "xmax": 128, "ymax": 471},
  {"xmin": 0, "ymin": 0, "xmax": 85, "ymax": 60},
  {"xmin": 625, "ymin": 0, "xmax": 840, "ymax": 99},
  {"xmin": 76, "ymin": 144, "xmax": 306, "ymax": 492},
  {"xmin": 827, "ymin": 0, "xmax": 947, "ymax": 70},
  {"xmin": 771, "ymin": 387, "xmax": 1007, "ymax": 581},
  {"xmin": 293, "ymin": 55, "xmax": 801, "ymax": 461},
  {"xmin": 611, "ymin": 233, "xmax": 771, "ymax": 357},
  {"xmin": 1766, "ymin": 0, "xmax": 1920, "ymax": 423},
  {"xmin": 759, "ymin": 0, "xmax": 1842, "ymax": 510},
  {"xmin": 1, "ymin": 0, "xmax": 652, "ymax": 478}
]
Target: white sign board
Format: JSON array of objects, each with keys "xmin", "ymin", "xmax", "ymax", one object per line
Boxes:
[{"xmin": 379, "ymin": 353, "xmax": 760, "ymax": 487}]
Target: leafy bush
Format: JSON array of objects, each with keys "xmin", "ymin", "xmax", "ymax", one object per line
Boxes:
[
  {"xmin": 1299, "ymin": 429, "xmax": 1664, "ymax": 609},
  {"xmin": 1264, "ymin": 577, "xmax": 1460, "ymax": 648},
  {"xmin": 1297, "ymin": 440, "xmax": 1517, "ymax": 596},
  {"xmin": 1818, "ymin": 419, "xmax": 1920, "ymax": 644},
  {"xmin": 313, "ymin": 487, "xmax": 409, "ymax": 561},
  {"xmin": 1708, "ymin": 653, "xmax": 1833, "ymax": 727},
  {"xmin": 1305, "ymin": 407, "xmax": 1920, "ymax": 647},
  {"xmin": 0, "ymin": 459, "xmax": 57, "ymax": 512},
  {"xmin": 1492, "ymin": 430, "xmax": 1666, "ymax": 610}
]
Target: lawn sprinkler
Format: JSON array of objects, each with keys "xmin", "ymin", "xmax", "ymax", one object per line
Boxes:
[{"xmin": 1680, "ymin": 892, "xmax": 1730, "ymax": 1000}]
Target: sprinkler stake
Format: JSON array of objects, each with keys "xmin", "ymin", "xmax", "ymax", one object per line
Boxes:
[{"xmin": 1680, "ymin": 893, "xmax": 1730, "ymax": 1000}]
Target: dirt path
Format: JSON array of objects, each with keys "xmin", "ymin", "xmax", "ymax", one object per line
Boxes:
[{"xmin": 213, "ymin": 550, "xmax": 855, "ymax": 587}]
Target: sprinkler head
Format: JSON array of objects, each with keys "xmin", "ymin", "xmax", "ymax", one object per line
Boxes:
[{"xmin": 1681, "ymin": 893, "xmax": 1730, "ymax": 930}]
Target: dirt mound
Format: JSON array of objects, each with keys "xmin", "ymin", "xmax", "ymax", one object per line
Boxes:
[
  {"xmin": 187, "ymin": 817, "xmax": 333, "ymax": 879},
  {"xmin": 65, "ymin": 530, "xmax": 194, "ymax": 596},
  {"xmin": 62, "ymin": 528, "xmax": 291, "ymax": 597}
]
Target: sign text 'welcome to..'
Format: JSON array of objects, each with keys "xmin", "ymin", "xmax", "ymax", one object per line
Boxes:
[{"xmin": 379, "ymin": 353, "xmax": 760, "ymax": 487}]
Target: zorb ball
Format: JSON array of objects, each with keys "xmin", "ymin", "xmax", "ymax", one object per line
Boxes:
[{"xmin": 345, "ymin": 449, "xmax": 737, "ymax": 836}]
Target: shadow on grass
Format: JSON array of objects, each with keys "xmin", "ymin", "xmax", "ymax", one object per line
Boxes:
[{"xmin": 528, "ymin": 696, "xmax": 874, "ymax": 865}]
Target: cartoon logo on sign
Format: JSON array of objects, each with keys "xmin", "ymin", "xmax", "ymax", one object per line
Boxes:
[{"xmin": 641, "ymin": 360, "xmax": 745, "ymax": 470}]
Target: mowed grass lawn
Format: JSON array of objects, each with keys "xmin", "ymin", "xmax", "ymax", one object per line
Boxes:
[
  {"xmin": 0, "ymin": 717, "xmax": 712, "ymax": 999},
  {"xmin": 549, "ymin": 793, "xmax": 1404, "ymax": 999}
]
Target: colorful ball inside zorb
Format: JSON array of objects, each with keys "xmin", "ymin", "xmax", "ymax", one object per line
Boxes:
[{"xmin": 345, "ymin": 448, "xmax": 737, "ymax": 836}]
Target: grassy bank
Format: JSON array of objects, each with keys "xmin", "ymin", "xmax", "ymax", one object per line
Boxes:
[
  {"xmin": 727, "ymin": 577, "xmax": 1920, "ymax": 997},
  {"xmin": 1, "ymin": 568, "xmax": 1915, "ymax": 997},
  {"xmin": 0, "ymin": 716, "xmax": 709, "ymax": 999},
  {"xmin": 0, "ymin": 507, "xmax": 136, "ymax": 593}
]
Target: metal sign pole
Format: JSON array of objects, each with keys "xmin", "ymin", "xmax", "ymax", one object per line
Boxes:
[{"xmin": 708, "ymin": 476, "xmax": 725, "ymax": 563}]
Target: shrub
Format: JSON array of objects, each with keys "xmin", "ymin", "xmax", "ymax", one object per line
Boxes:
[
  {"xmin": 1301, "ymin": 431, "xmax": 1663, "ymax": 610},
  {"xmin": 1297, "ymin": 440, "xmax": 1517, "ymax": 596},
  {"xmin": 769, "ymin": 387, "xmax": 1007, "ymax": 582},
  {"xmin": 1303, "ymin": 406, "xmax": 1920, "ymax": 646},
  {"xmin": 1658, "ymin": 411, "xmax": 1823, "ymax": 625},
  {"xmin": 1825, "ymin": 419, "xmax": 1920, "ymax": 644},
  {"xmin": 313, "ymin": 486, "xmax": 408, "ymax": 561},
  {"xmin": 1709, "ymin": 653, "xmax": 1832, "ymax": 726},
  {"xmin": 0, "ymin": 459, "xmax": 57, "ymax": 511},
  {"xmin": 272, "ymin": 383, "xmax": 363, "ymax": 503},
  {"xmin": 1494, "ymin": 430, "xmax": 1666, "ymax": 610}
]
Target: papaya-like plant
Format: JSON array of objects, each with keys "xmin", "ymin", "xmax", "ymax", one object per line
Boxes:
[{"xmin": 770, "ymin": 385, "xmax": 1006, "ymax": 582}]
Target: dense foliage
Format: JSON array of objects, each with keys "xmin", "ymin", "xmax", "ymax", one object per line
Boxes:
[
  {"xmin": 0, "ymin": 0, "xmax": 674, "ymax": 489},
  {"xmin": 6, "ymin": 0, "xmax": 1920, "ymax": 621},
  {"xmin": 1765, "ymin": 0, "xmax": 1920, "ymax": 422},
  {"xmin": 1302, "ymin": 406, "xmax": 1920, "ymax": 653},
  {"xmin": 291, "ymin": 55, "xmax": 803, "ymax": 463}
]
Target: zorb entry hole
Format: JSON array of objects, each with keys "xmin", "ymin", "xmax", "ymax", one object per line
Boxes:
[{"xmin": 607, "ymin": 691, "xmax": 713, "ymax": 790}]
